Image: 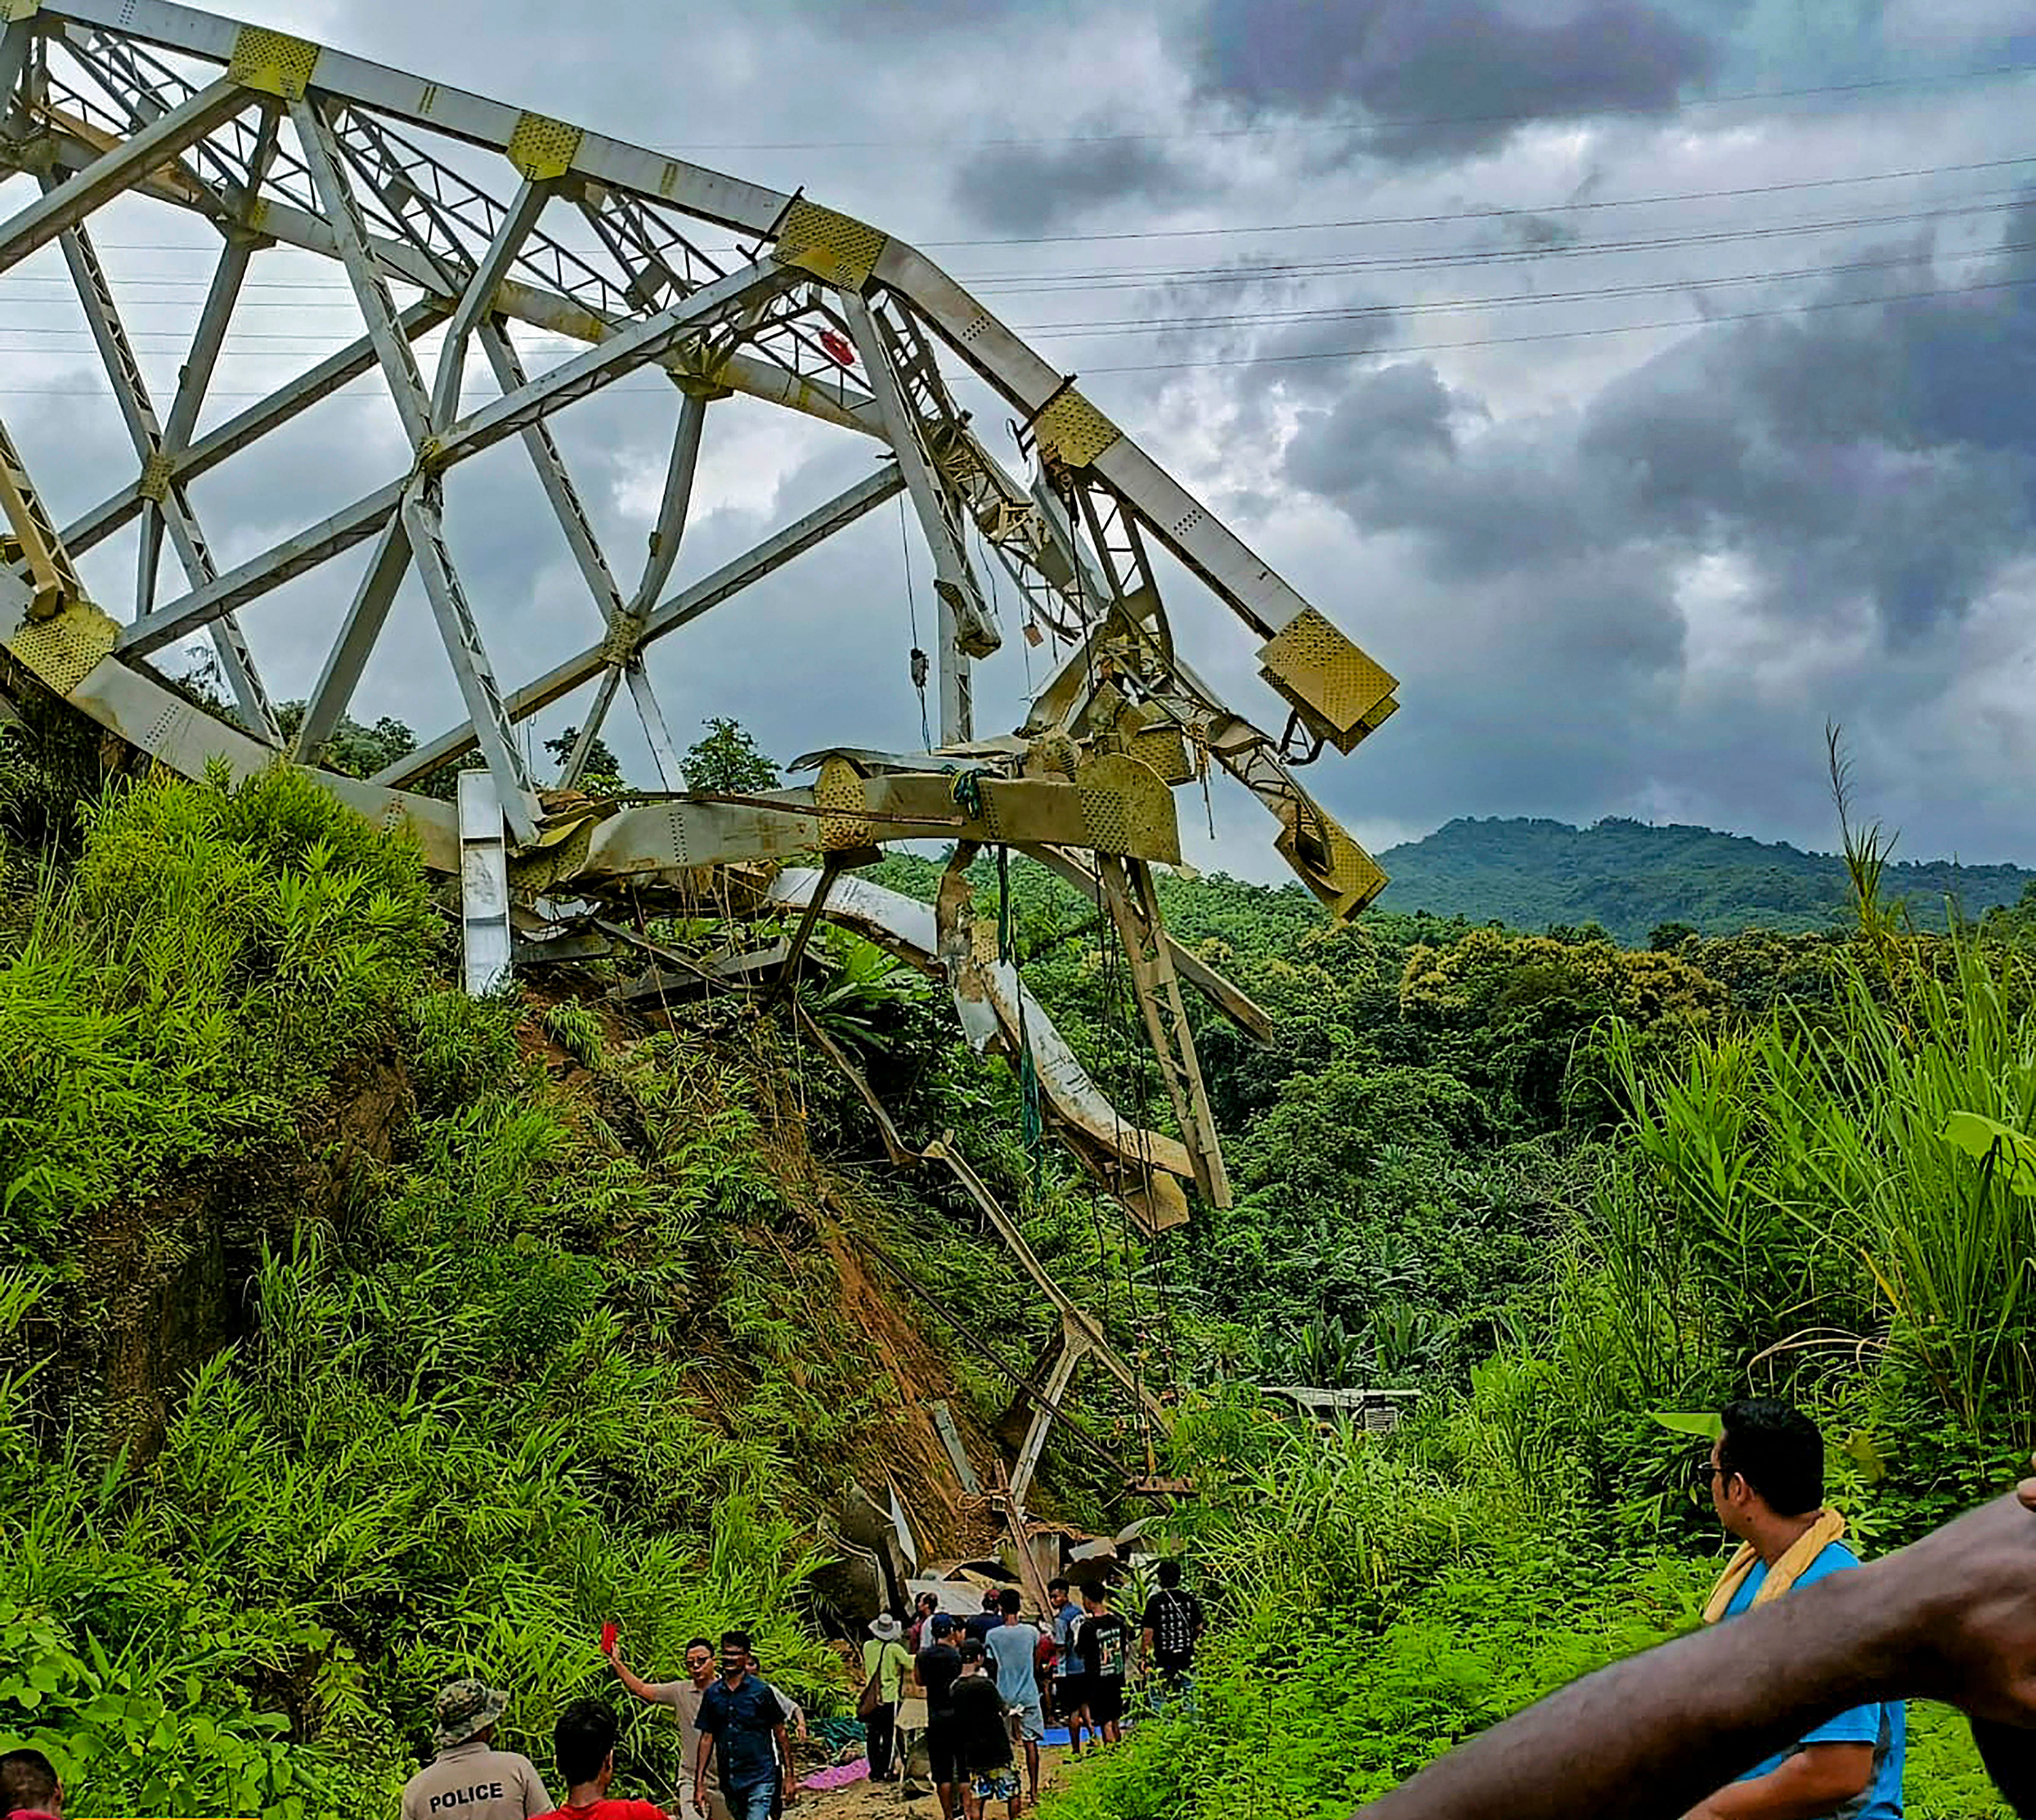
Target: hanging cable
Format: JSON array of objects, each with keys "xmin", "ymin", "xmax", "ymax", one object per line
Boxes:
[
  {"xmin": 899, "ymin": 493, "xmax": 931, "ymax": 748},
  {"xmin": 997, "ymin": 844, "xmax": 1047, "ymax": 1194}
]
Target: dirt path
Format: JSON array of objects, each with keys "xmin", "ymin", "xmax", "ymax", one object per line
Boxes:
[{"xmin": 800, "ymin": 1744, "xmax": 1082, "ymax": 1820}]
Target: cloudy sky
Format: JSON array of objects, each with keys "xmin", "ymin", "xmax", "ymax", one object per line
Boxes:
[{"xmin": 6, "ymin": 0, "xmax": 2036, "ymax": 882}]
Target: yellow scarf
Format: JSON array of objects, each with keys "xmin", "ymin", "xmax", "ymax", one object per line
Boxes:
[{"xmin": 1702, "ymin": 1508, "xmax": 1847, "ymax": 1625}]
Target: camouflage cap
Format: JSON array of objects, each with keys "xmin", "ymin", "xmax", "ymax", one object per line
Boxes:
[{"xmin": 433, "ymin": 1677, "xmax": 508, "ymax": 1749}]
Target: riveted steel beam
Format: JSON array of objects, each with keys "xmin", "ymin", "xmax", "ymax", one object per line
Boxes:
[
  {"xmin": 400, "ymin": 479, "xmax": 537, "ymax": 844},
  {"xmin": 431, "ymin": 177, "xmax": 551, "ymax": 430},
  {"xmin": 61, "ymin": 296, "xmax": 451, "ymax": 557},
  {"xmin": 117, "ymin": 479, "xmax": 406, "ymax": 656},
  {"xmin": 434, "ymin": 260, "xmax": 798, "ymax": 466},
  {"xmin": 51, "ymin": 204, "xmax": 277, "ymax": 735},
  {"xmin": 562, "ymin": 384, "xmax": 708, "ymax": 791},
  {"xmin": 474, "ymin": 316, "xmax": 682, "ymax": 791},
  {"xmin": 0, "ymin": 74, "xmax": 244, "ymax": 267},
  {"xmin": 375, "ymin": 462, "xmax": 904, "ymax": 788},
  {"xmin": 288, "ymin": 92, "xmax": 434, "ymax": 449},
  {"xmin": 839, "ymin": 291, "xmax": 996, "ymax": 745},
  {"xmin": 291, "ymin": 510, "xmax": 409, "ymax": 767}
]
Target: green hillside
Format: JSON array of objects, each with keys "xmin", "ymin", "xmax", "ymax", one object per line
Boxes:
[{"xmin": 1377, "ymin": 815, "xmax": 2036, "ymax": 944}]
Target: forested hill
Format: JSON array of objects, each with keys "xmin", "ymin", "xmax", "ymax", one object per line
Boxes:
[{"xmin": 1376, "ymin": 815, "xmax": 2036, "ymax": 944}]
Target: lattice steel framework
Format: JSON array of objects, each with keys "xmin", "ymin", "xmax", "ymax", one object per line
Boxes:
[{"xmin": 0, "ymin": 0, "xmax": 1407, "ymax": 1218}]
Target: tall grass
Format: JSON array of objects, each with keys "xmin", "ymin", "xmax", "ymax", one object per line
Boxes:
[{"xmin": 1577, "ymin": 910, "xmax": 2036, "ymax": 1478}]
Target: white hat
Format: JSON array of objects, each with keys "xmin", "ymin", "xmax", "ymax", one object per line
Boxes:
[{"xmin": 869, "ymin": 1613, "xmax": 904, "ymax": 1641}]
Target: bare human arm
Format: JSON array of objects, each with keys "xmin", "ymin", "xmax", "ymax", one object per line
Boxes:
[
  {"xmin": 1682, "ymin": 1742, "xmax": 1873, "ymax": 1820},
  {"xmin": 775, "ymin": 1724, "xmax": 798, "ymax": 1805},
  {"xmin": 1357, "ymin": 1478, "xmax": 2036, "ymax": 1820},
  {"xmin": 604, "ymin": 1643, "xmax": 667, "ymax": 1705}
]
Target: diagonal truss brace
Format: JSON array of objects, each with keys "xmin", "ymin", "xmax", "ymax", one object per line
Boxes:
[
  {"xmin": 375, "ymin": 462, "xmax": 905, "ymax": 788},
  {"xmin": 475, "ymin": 317, "xmax": 683, "ymax": 790},
  {"xmin": 838, "ymin": 290, "xmax": 997, "ymax": 745},
  {"xmin": 562, "ymin": 384, "xmax": 711, "ymax": 791},
  {"xmin": 49, "ymin": 202, "xmax": 276, "ymax": 734},
  {"xmin": 1092, "ymin": 853, "xmax": 1231, "ymax": 1209},
  {"xmin": 0, "ymin": 72, "xmax": 246, "ymax": 266}
]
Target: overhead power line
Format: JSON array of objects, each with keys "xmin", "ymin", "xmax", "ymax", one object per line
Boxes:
[
  {"xmin": 0, "ymin": 270, "xmax": 2022, "ymax": 397},
  {"xmin": 656, "ymin": 57, "xmax": 2036, "ymax": 152},
  {"xmin": 919, "ymin": 150, "xmax": 2036, "ymax": 247},
  {"xmin": 0, "ymin": 234, "xmax": 2022, "ymax": 355},
  {"xmin": 1075, "ymin": 272, "xmax": 2036, "ymax": 374},
  {"xmin": 954, "ymin": 195, "xmax": 2032, "ymax": 291},
  {"xmin": 6, "ymin": 189, "xmax": 2025, "ymax": 309}
]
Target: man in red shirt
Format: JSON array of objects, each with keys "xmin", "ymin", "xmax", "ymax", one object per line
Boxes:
[{"xmin": 536, "ymin": 1698, "xmax": 669, "ymax": 1820}]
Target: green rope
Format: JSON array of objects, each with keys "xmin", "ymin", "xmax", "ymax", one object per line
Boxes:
[{"xmin": 951, "ymin": 767, "xmax": 990, "ymax": 818}]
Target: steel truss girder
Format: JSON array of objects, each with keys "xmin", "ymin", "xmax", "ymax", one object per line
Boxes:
[
  {"xmin": 839, "ymin": 290, "xmax": 997, "ymax": 744},
  {"xmin": 1092, "ymin": 853, "xmax": 1231, "ymax": 1209},
  {"xmin": 0, "ymin": 0, "xmax": 1396, "ymax": 925},
  {"xmin": 49, "ymin": 200, "xmax": 276, "ymax": 734},
  {"xmin": 375, "ymin": 462, "xmax": 906, "ymax": 788},
  {"xmin": 560, "ymin": 384, "xmax": 707, "ymax": 790},
  {"xmin": 112, "ymin": 261, "xmax": 803, "ymax": 657},
  {"xmin": 475, "ymin": 316, "xmax": 683, "ymax": 790},
  {"xmin": 21, "ymin": 0, "xmax": 1381, "ymax": 653},
  {"xmin": 0, "ymin": 70, "xmax": 243, "ymax": 262}
]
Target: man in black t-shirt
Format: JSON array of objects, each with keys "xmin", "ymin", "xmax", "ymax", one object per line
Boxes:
[
  {"xmin": 949, "ymin": 1641, "xmax": 1019, "ymax": 1820},
  {"xmin": 962, "ymin": 1588, "xmax": 1004, "ymax": 1647},
  {"xmin": 1140, "ymin": 1559, "xmax": 1206, "ymax": 1718},
  {"xmin": 915, "ymin": 1613, "xmax": 965, "ymax": 1820},
  {"xmin": 1075, "ymin": 1580, "xmax": 1131, "ymax": 1746}
]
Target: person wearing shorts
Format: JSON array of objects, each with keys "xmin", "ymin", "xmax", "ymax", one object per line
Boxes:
[
  {"xmin": 1048, "ymin": 1579, "xmax": 1092, "ymax": 1755},
  {"xmin": 1076, "ymin": 1580, "xmax": 1130, "ymax": 1744},
  {"xmin": 982, "ymin": 1589, "xmax": 1045, "ymax": 1806},
  {"xmin": 916, "ymin": 1613, "xmax": 965, "ymax": 1820},
  {"xmin": 949, "ymin": 1640, "xmax": 1021, "ymax": 1820}
]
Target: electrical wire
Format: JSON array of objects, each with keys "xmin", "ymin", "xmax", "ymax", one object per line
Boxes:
[
  {"xmin": 916, "ymin": 150, "xmax": 2036, "ymax": 247},
  {"xmin": 10, "ymin": 182, "xmax": 2030, "ymax": 301},
  {"xmin": 1073, "ymin": 269, "xmax": 2036, "ymax": 373},
  {"xmin": 651, "ymin": 56, "xmax": 2036, "ymax": 152}
]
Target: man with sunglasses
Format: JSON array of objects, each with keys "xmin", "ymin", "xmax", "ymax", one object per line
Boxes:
[
  {"xmin": 695, "ymin": 1631, "xmax": 797, "ymax": 1820},
  {"xmin": 606, "ymin": 1635, "xmax": 723, "ymax": 1820},
  {"xmin": 1678, "ymin": 1398, "xmax": 1903, "ymax": 1820}
]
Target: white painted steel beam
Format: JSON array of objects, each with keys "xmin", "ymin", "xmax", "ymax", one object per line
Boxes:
[
  {"xmin": 375, "ymin": 462, "xmax": 905, "ymax": 787},
  {"xmin": 839, "ymin": 291, "xmax": 996, "ymax": 745},
  {"xmin": 402, "ymin": 480, "xmax": 538, "ymax": 844},
  {"xmin": 431, "ymin": 178, "xmax": 550, "ymax": 430},
  {"xmin": 291, "ymin": 512, "xmax": 410, "ymax": 767},
  {"xmin": 457, "ymin": 770, "xmax": 513, "ymax": 994},
  {"xmin": 0, "ymin": 75, "xmax": 246, "ymax": 268}
]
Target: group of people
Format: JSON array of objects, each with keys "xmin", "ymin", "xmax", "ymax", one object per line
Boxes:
[
  {"xmin": 40, "ymin": 1393, "xmax": 2036, "ymax": 1820},
  {"xmin": 381, "ymin": 1564, "xmax": 1202, "ymax": 1820},
  {"xmin": 854, "ymin": 1562, "xmax": 1207, "ymax": 1820},
  {"xmin": 391, "ymin": 1629, "xmax": 804, "ymax": 1820}
]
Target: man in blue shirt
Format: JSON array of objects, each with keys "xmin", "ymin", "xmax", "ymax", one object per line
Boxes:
[
  {"xmin": 693, "ymin": 1630, "xmax": 795, "ymax": 1820},
  {"xmin": 1687, "ymin": 1398, "xmax": 1904, "ymax": 1820}
]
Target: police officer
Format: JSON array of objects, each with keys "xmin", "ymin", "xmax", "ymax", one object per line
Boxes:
[{"xmin": 400, "ymin": 1677, "xmax": 554, "ymax": 1820}]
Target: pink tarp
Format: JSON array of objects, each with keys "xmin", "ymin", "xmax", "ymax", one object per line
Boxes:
[{"xmin": 802, "ymin": 1761, "xmax": 871, "ymax": 1792}]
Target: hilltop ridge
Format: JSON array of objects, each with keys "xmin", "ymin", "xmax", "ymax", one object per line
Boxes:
[{"xmin": 1376, "ymin": 815, "xmax": 2036, "ymax": 945}]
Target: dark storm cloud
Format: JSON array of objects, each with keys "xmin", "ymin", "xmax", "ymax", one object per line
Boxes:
[
  {"xmin": 1266, "ymin": 194, "xmax": 2036, "ymax": 861},
  {"xmin": 1191, "ymin": 0, "xmax": 1721, "ymax": 162},
  {"xmin": 1287, "ymin": 198, "xmax": 2036, "ymax": 641},
  {"xmin": 949, "ymin": 136, "xmax": 1207, "ymax": 236}
]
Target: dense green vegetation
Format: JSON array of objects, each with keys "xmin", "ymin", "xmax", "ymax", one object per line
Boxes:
[
  {"xmin": 3, "ymin": 721, "xmax": 2031, "ymax": 1817},
  {"xmin": 1378, "ymin": 814, "xmax": 2036, "ymax": 944},
  {"xmin": 0, "ymin": 747, "xmax": 1158, "ymax": 1812}
]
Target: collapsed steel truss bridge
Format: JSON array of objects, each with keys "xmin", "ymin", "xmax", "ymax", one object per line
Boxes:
[{"xmin": 0, "ymin": 0, "xmax": 1401, "ymax": 1244}]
